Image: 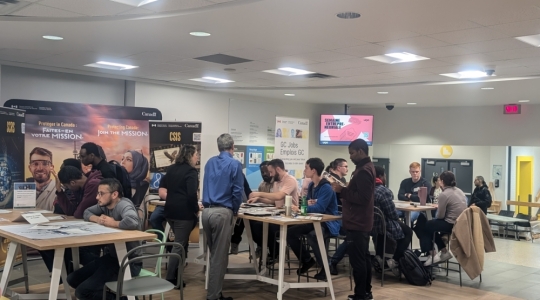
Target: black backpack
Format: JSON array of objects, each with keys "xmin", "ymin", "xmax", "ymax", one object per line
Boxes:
[
  {"xmin": 109, "ymin": 160, "xmax": 132, "ymax": 200},
  {"xmin": 399, "ymin": 249, "xmax": 432, "ymax": 286}
]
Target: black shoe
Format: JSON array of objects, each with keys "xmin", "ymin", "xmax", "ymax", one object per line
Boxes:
[
  {"xmin": 207, "ymin": 295, "xmax": 233, "ymax": 300},
  {"xmin": 166, "ymin": 279, "xmax": 186, "ymax": 289},
  {"xmin": 347, "ymin": 294, "xmax": 372, "ymax": 300},
  {"xmin": 313, "ymin": 269, "xmax": 327, "ymax": 281},
  {"xmin": 296, "ymin": 257, "xmax": 316, "ymax": 275},
  {"xmin": 329, "ymin": 261, "xmax": 338, "ymax": 275},
  {"xmin": 365, "ymin": 292, "xmax": 374, "ymax": 300},
  {"xmin": 266, "ymin": 256, "xmax": 279, "ymax": 266}
]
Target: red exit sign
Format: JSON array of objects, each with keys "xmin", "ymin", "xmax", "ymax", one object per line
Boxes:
[{"xmin": 504, "ymin": 104, "xmax": 521, "ymax": 114}]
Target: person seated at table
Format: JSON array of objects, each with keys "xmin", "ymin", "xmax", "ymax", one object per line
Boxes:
[
  {"xmin": 372, "ymin": 166, "xmax": 412, "ymax": 277},
  {"xmin": 67, "ymin": 178, "xmax": 142, "ymax": 300},
  {"xmin": 397, "ymin": 162, "xmax": 432, "ymax": 224},
  {"xmin": 287, "ymin": 158, "xmax": 340, "ymax": 280},
  {"xmin": 415, "ymin": 171, "xmax": 466, "ymax": 266},
  {"xmin": 247, "ymin": 159, "xmax": 299, "ymax": 263},
  {"xmin": 230, "ymin": 175, "xmax": 253, "ymax": 254}
]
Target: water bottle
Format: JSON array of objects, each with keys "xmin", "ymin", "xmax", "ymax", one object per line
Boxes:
[{"xmin": 301, "ymin": 196, "xmax": 308, "ymax": 216}]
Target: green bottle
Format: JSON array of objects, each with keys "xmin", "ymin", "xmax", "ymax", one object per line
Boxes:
[{"xmin": 301, "ymin": 196, "xmax": 308, "ymax": 216}]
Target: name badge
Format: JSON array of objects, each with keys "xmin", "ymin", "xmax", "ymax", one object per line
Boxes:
[{"xmin": 413, "ymin": 187, "xmax": 419, "ymax": 192}]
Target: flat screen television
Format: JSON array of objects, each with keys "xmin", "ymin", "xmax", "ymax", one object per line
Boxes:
[{"xmin": 320, "ymin": 114, "xmax": 373, "ymax": 145}]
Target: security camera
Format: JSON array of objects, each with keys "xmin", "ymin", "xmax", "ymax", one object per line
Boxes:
[
  {"xmin": 385, "ymin": 104, "xmax": 394, "ymax": 111},
  {"xmin": 485, "ymin": 69, "xmax": 495, "ymax": 76}
]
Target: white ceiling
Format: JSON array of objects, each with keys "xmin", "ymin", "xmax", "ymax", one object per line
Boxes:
[{"xmin": 2, "ymin": 0, "xmax": 540, "ymax": 107}]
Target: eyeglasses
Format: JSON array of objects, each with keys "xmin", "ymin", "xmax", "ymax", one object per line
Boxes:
[
  {"xmin": 30, "ymin": 160, "xmax": 52, "ymax": 167},
  {"xmin": 97, "ymin": 191, "xmax": 111, "ymax": 197}
]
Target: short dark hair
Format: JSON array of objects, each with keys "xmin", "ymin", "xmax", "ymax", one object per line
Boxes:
[
  {"xmin": 81, "ymin": 142, "xmax": 101, "ymax": 157},
  {"xmin": 440, "ymin": 171, "xmax": 456, "ymax": 187},
  {"xmin": 58, "ymin": 166, "xmax": 83, "ymax": 185},
  {"xmin": 99, "ymin": 178, "xmax": 123, "ymax": 198},
  {"xmin": 375, "ymin": 165, "xmax": 385, "ymax": 178},
  {"xmin": 348, "ymin": 139, "xmax": 369, "ymax": 155},
  {"xmin": 259, "ymin": 161, "xmax": 269, "ymax": 169},
  {"xmin": 306, "ymin": 158, "xmax": 325, "ymax": 176},
  {"xmin": 62, "ymin": 158, "xmax": 82, "ymax": 171},
  {"xmin": 432, "ymin": 176, "xmax": 439, "ymax": 185},
  {"xmin": 29, "ymin": 147, "xmax": 52, "ymax": 160},
  {"xmin": 268, "ymin": 159, "xmax": 285, "ymax": 170},
  {"xmin": 327, "ymin": 158, "xmax": 346, "ymax": 172}
]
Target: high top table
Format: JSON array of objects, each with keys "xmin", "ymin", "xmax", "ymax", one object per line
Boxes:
[
  {"xmin": 393, "ymin": 200, "xmax": 438, "ymax": 227},
  {"xmin": 219, "ymin": 213, "xmax": 341, "ymax": 300},
  {"xmin": 0, "ymin": 214, "xmax": 155, "ymax": 300}
]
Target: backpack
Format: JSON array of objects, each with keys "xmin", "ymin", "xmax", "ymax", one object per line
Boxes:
[
  {"xmin": 108, "ymin": 160, "xmax": 132, "ymax": 200},
  {"xmin": 399, "ymin": 249, "xmax": 432, "ymax": 286}
]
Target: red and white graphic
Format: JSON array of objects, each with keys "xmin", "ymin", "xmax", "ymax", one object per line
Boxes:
[{"xmin": 320, "ymin": 115, "xmax": 373, "ymax": 145}]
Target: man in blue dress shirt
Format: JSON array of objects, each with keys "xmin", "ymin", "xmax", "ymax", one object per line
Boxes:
[{"xmin": 202, "ymin": 133, "xmax": 243, "ymax": 300}]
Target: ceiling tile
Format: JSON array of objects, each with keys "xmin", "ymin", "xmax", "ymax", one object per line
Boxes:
[
  {"xmin": 122, "ymin": 52, "xmax": 186, "ymax": 66},
  {"xmin": 406, "ymin": 19, "xmax": 482, "ymax": 35},
  {"xmin": 39, "ymin": 0, "xmax": 132, "ymax": 16},
  {"xmin": 258, "ymin": 56, "xmax": 319, "ymax": 68},
  {"xmin": 467, "ymin": 2, "xmax": 540, "ymax": 26},
  {"xmin": 483, "ymin": 47, "xmax": 540, "ymax": 61},
  {"xmin": 140, "ymin": 0, "xmax": 210, "ymax": 12},
  {"xmin": 354, "ymin": 29, "xmax": 420, "ymax": 43},
  {"xmin": 428, "ymin": 27, "xmax": 508, "ymax": 44},
  {"xmin": 222, "ymin": 48, "xmax": 280, "ymax": 61},
  {"xmin": 300, "ymin": 37, "xmax": 367, "ymax": 51},
  {"xmin": 436, "ymin": 53, "xmax": 493, "ymax": 65},
  {"xmin": 414, "ymin": 45, "xmax": 480, "ymax": 59},
  {"xmin": 29, "ymin": 51, "xmax": 110, "ymax": 67},
  {"xmin": 305, "ymin": 58, "xmax": 380, "ymax": 72},
  {"xmin": 10, "ymin": 3, "xmax": 85, "ymax": 17},
  {"xmin": 117, "ymin": 7, "xmax": 155, "ymax": 16},
  {"xmin": 460, "ymin": 38, "xmax": 532, "ymax": 52},
  {"xmin": 0, "ymin": 48, "xmax": 61, "ymax": 62},
  {"xmin": 376, "ymin": 36, "xmax": 451, "ymax": 50},
  {"xmin": 297, "ymin": 51, "xmax": 357, "ymax": 63},
  {"xmin": 230, "ymin": 60, "xmax": 277, "ymax": 71},
  {"xmin": 489, "ymin": 18, "xmax": 540, "ymax": 37},
  {"xmin": 260, "ymin": 45, "xmax": 321, "ymax": 56},
  {"xmin": 333, "ymin": 43, "xmax": 387, "ymax": 58}
]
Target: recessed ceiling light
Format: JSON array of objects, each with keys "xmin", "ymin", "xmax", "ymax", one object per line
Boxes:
[
  {"xmin": 190, "ymin": 32, "xmax": 211, "ymax": 37},
  {"xmin": 189, "ymin": 77, "xmax": 234, "ymax": 84},
  {"xmin": 407, "ymin": 103, "xmax": 417, "ymax": 105},
  {"xmin": 284, "ymin": 94, "xmax": 295, "ymax": 97},
  {"xmin": 440, "ymin": 70, "xmax": 495, "ymax": 79},
  {"xmin": 377, "ymin": 92, "xmax": 389, "ymax": 94},
  {"xmin": 42, "ymin": 35, "xmax": 63, "ymax": 41},
  {"xmin": 515, "ymin": 34, "xmax": 540, "ymax": 47},
  {"xmin": 263, "ymin": 67, "xmax": 315, "ymax": 76},
  {"xmin": 365, "ymin": 52, "xmax": 430, "ymax": 64},
  {"xmin": 110, "ymin": 0, "xmax": 158, "ymax": 7},
  {"xmin": 518, "ymin": 100, "xmax": 530, "ymax": 103},
  {"xmin": 85, "ymin": 61, "xmax": 138, "ymax": 70},
  {"xmin": 337, "ymin": 12, "xmax": 361, "ymax": 19},
  {"xmin": 481, "ymin": 87, "xmax": 494, "ymax": 90}
]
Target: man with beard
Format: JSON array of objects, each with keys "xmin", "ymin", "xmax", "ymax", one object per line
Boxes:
[{"xmin": 27, "ymin": 147, "xmax": 57, "ymax": 211}]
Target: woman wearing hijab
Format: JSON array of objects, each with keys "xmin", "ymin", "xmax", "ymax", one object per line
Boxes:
[{"xmin": 121, "ymin": 150, "xmax": 149, "ymax": 206}]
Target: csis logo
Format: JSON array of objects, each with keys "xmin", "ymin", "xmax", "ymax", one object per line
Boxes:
[
  {"xmin": 6, "ymin": 121, "xmax": 15, "ymax": 133},
  {"xmin": 170, "ymin": 132, "xmax": 182, "ymax": 142}
]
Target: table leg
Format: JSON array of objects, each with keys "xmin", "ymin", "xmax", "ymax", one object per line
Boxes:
[
  {"xmin": 313, "ymin": 223, "xmax": 335, "ymax": 300},
  {"xmin": 114, "ymin": 242, "xmax": 135, "ymax": 300},
  {"xmin": 72, "ymin": 247, "xmax": 80, "ymax": 271},
  {"xmin": 243, "ymin": 219, "xmax": 258, "ymax": 274},
  {"xmin": 0, "ymin": 241, "xmax": 19, "ymax": 296},
  {"xmin": 61, "ymin": 260, "xmax": 72, "ymax": 300},
  {"xmin": 277, "ymin": 224, "xmax": 287, "ymax": 300},
  {"xmin": 20, "ymin": 245, "xmax": 29, "ymax": 293},
  {"xmin": 49, "ymin": 248, "xmax": 65, "ymax": 300},
  {"xmin": 261, "ymin": 222, "xmax": 268, "ymax": 272}
]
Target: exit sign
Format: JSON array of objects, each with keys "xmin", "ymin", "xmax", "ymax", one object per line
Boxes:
[{"xmin": 504, "ymin": 104, "xmax": 521, "ymax": 114}]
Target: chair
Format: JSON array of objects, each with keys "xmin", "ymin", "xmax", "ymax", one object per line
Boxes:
[
  {"xmin": 267, "ymin": 231, "xmax": 295, "ymax": 279},
  {"xmin": 136, "ymin": 229, "xmax": 167, "ymax": 300},
  {"xmin": 372, "ymin": 206, "xmax": 396, "ymax": 287},
  {"xmin": 490, "ymin": 210, "xmax": 515, "ymax": 238},
  {"xmin": 506, "ymin": 213, "xmax": 533, "ymax": 243},
  {"xmin": 103, "ymin": 242, "xmax": 185, "ymax": 300}
]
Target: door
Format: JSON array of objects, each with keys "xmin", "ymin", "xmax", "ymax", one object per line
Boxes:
[
  {"xmin": 449, "ymin": 160, "xmax": 474, "ymax": 195},
  {"xmin": 516, "ymin": 156, "xmax": 533, "ymax": 215},
  {"xmin": 422, "ymin": 159, "xmax": 447, "ymax": 183},
  {"xmin": 373, "ymin": 158, "xmax": 390, "ymax": 186}
]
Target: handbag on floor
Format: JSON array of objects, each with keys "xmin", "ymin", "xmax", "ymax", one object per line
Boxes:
[{"xmin": 399, "ymin": 249, "xmax": 432, "ymax": 286}]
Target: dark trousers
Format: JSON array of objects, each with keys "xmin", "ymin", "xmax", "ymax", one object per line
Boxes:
[
  {"xmin": 166, "ymin": 218, "xmax": 197, "ymax": 280},
  {"xmin": 231, "ymin": 218, "xmax": 245, "ymax": 244},
  {"xmin": 287, "ymin": 223, "xmax": 330, "ymax": 266},
  {"xmin": 149, "ymin": 206, "xmax": 166, "ymax": 240},
  {"xmin": 348, "ymin": 230, "xmax": 372, "ymax": 298},
  {"xmin": 374, "ymin": 221, "xmax": 413, "ymax": 261},
  {"xmin": 39, "ymin": 246, "xmax": 102, "ymax": 274},
  {"xmin": 250, "ymin": 220, "xmax": 280, "ymax": 257},
  {"xmin": 414, "ymin": 214, "xmax": 454, "ymax": 253},
  {"xmin": 66, "ymin": 254, "xmax": 120, "ymax": 300}
]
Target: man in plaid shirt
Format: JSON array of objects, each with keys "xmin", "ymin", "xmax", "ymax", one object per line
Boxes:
[{"xmin": 373, "ymin": 166, "xmax": 413, "ymax": 276}]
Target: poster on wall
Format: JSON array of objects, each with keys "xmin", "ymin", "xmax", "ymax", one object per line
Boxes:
[
  {"xmin": 4, "ymin": 99, "xmax": 161, "ymax": 209},
  {"xmin": 0, "ymin": 107, "xmax": 25, "ymax": 208},
  {"xmin": 274, "ymin": 116, "xmax": 309, "ymax": 183},
  {"xmin": 149, "ymin": 121, "xmax": 202, "ymax": 193}
]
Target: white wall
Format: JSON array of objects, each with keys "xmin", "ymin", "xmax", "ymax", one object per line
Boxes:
[
  {"xmin": 350, "ymin": 105, "xmax": 540, "ymax": 146},
  {"xmin": 0, "ymin": 66, "xmax": 125, "ymax": 106}
]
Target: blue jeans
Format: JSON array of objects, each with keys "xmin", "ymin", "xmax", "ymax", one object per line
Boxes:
[
  {"xmin": 150, "ymin": 206, "xmax": 166, "ymax": 240},
  {"xmin": 331, "ymin": 228, "xmax": 348, "ymax": 264},
  {"xmin": 410, "ymin": 211, "xmax": 420, "ymax": 225}
]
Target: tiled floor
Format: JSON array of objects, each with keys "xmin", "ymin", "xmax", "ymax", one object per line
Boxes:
[{"xmin": 4, "ymin": 236, "xmax": 540, "ymax": 299}]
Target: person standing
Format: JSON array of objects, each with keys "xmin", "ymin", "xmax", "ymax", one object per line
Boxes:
[
  {"xmin": 332, "ymin": 139, "xmax": 375, "ymax": 300},
  {"xmin": 397, "ymin": 162, "xmax": 432, "ymax": 224},
  {"xmin": 469, "ymin": 175, "xmax": 492, "ymax": 214},
  {"xmin": 160, "ymin": 145, "xmax": 200, "ymax": 286},
  {"xmin": 79, "ymin": 143, "xmax": 115, "ymax": 179},
  {"xmin": 202, "ymin": 134, "xmax": 243, "ymax": 300}
]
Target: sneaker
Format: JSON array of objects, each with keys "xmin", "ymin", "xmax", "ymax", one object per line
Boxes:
[
  {"xmin": 255, "ymin": 246, "xmax": 262, "ymax": 259},
  {"xmin": 391, "ymin": 267, "xmax": 401, "ymax": 277},
  {"xmin": 329, "ymin": 261, "xmax": 339, "ymax": 275},
  {"xmin": 348, "ymin": 293, "xmax": 373, "ymax": 300},
  {"xmin": 296, "ymin": 257, "xmax": 316, "ymax": 275},
  {"xmin": 441, "ymin": 234, "xmax": 449, "ymax": 246},
  {"xmin": 424, "ymin": 252, "xmax": 441, "ymax": 266},
  {"xmin": 230, "ymin": 243, "xmax": 239, "ymax": 255},
  {"xmin": 365, "ymin": 292, "xmax": 374, "ymax": 300},
  {"xmin": 386, "ymin": 258, "xmax": 398, "ymax": 269},
  {"xmin": 313, "ymin": 269, "xmax": 327, "ymax": 280},
  {"xmin": 374, "ymin": 255, "xmax": 383, "ymax": 268},
  {"xmin": 440, "ymin": 251, "xmax": 453, "ymax": 262}
]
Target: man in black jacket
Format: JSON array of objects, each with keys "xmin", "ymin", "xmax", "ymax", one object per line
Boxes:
[
  {"xmin": 397, "ymin": 162, "xmax": 432, "ymax": 224},
  {"xmin": 470, "ymin": 176, "xmax": 492, "ymax": 214}
]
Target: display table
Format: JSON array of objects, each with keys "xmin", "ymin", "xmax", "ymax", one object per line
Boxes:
[
  {"xmin": 0, "ymin": 220, "xmax": 155, "ymax": 300},
  {"xmin": 219, "ymin": 213, "xmax": 341, "ymax": 300}
]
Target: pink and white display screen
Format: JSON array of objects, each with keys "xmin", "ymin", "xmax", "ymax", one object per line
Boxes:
[{"xmin": 319, "ymin": 115, "xmax": 373, "ymax": 145}]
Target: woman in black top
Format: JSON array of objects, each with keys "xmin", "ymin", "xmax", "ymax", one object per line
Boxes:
[
  {"xmin": 159, "ymin": 145, "xmax": 200, "ymax": 284},
  {"xmin": 469, "ymin": 175, "xmax": 492, "ymax": 214}
]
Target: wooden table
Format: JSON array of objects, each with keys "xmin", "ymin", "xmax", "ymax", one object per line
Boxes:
[
  {"xmin": 0, "ymin": 217, "xmax": 155, "ymax": 300},
  {"xmin": 393, "ymin": 200, "xmax": 437, "ymax": 227},
  {"xmin": 222, "ymin": 213, "xmax": 341, "ymax": 300}
]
